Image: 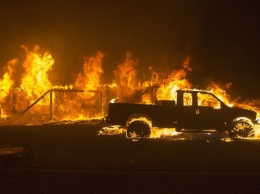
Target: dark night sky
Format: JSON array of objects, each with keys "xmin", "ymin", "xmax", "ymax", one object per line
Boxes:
[{"xmin": 0, "ymin": 0, "xmax": 259, "ymax": 99}]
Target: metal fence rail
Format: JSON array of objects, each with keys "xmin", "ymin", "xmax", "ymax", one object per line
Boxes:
[{"xmin": 14, "ymin": 89, "xmax": 102, "ymax": 122}]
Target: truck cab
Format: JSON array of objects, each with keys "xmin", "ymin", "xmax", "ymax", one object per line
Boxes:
[
  {"xmin": 175, "ymin": 90, "xmax": 257, "ymax": 133},
  {"xmin": 175, "ymin": 89, "xmax": 227, "ymax": 131}
]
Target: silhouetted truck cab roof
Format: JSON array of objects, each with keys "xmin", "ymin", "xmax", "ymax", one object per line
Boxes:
[{"xmin": 106, "ymin": 89, "xmax": 258, "ymax": 139}]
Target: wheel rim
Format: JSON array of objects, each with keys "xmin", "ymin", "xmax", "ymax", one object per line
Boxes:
[
  {"xmin": 127, "ymin": 121, "xmax": 151, "ymax": 139},
  {"xmin": 232, "ymin": 121, "xmax": 254, "ymax": 137}
]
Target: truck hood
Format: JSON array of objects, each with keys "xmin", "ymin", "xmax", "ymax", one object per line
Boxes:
[{"xmin": 231, "ymin": 106, "xmax": 257, "ymax": 121}]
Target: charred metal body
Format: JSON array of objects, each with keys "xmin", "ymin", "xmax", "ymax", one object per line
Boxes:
[{"xmin": 106, "ymin": 89, "xmax": 258, "ymax": 139}]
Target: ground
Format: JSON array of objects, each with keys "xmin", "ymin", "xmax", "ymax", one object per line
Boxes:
[{"xmin": 0, "ymin": 123, "xmax": 260, "ymax": 193}]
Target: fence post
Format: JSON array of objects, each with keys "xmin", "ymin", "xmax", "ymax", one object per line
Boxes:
[{"xmin": 50, "ymin": 90, "xmax": 53, "ymax": 121}]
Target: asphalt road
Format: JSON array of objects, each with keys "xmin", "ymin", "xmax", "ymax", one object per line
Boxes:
[{"xmin": 0, "ymin": 123, "xmax": 260, "ymax": 193}]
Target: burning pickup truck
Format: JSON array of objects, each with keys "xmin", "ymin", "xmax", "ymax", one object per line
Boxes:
[{"xmin": 106, "ymin": 89, "xmax": 258, "ymax": 139}]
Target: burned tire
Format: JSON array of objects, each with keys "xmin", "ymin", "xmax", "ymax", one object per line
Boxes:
[
  {"xmin": 229, "ymin": 118, "xmax": 255, "ymax": 138},
  {"xmin": 126, "ymin": 120, "xmax": 151, "ymax": 140}
]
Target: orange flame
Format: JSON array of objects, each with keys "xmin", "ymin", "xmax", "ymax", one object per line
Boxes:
[
  {"xmin": 0, "ymin": 59, "xmax": 17, "ymax": 100},
  {"xmin": 54, "ymin": 52, "xmax": 104, "ymax": 121},
  {"xmin": 156, "ymin": 56, "xmax": 192, "ymax": 101},
  {"xmin": 207, "ymin": 82, "xmax": 233, "ymax": 107},
  {"xmin": 20, "ymin": 45, "xmax": 54, "ymax": 104},
  {"xmin": 0, "ymin": 44, "xmax": 259, "ymax": 127},
  {"xmin": 113, "ymin": 51, "xmax": 140, "ymax": 102},
  {"xmin": 75, "ymin": 51, "xmax": 104, "ymax": 91},
  {"xmin": 0, "ymin": 59, "xmax": 17, "ymax": 118}
]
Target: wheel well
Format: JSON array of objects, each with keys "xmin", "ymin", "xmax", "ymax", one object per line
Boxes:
[
  {"xmin": 231, "ymin": 117, "xmax": 254, "ymax": 125},
  {"xmin": 126, "ymin": 113, "xmax": 152, "ymax": 127},
  {"xmin": 229, "ymin": 117, "xmax": 255, "ymax": 138},
  {"xmin": 126, "ymin": 119, "xmax": 152, "ymax": 139}
]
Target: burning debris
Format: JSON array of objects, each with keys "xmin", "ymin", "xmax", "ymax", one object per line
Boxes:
[{"xmin": 0, "ymin": 44, "xmax": 259, "ymax": 135}]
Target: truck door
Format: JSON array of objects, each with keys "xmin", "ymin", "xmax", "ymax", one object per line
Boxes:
[
  {"xmin": 195, "ymin": 92, "xmax": 224, "ymax": 130},
  {"xmin": 176, "ymin": 91, "xmax": 199, "ymax": 129}
]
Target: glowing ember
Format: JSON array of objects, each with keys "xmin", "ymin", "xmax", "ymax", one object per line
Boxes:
[{"xmin": 150, "ymin": 128, "xmax": 180, "ymax": 138}]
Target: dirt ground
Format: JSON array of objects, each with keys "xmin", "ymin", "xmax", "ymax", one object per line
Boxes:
[{"xmin": 0, "ymin": 123, "xmax": 260, "ymax": 193}]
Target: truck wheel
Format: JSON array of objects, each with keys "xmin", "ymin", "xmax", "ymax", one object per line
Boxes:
[
  {"xmin": 229, "ymin": 118, "xmax": 255, "ymax": 138},
  {"xmin": 126, "ymin": 120, "xmax": 151, "ymax": 140}
]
